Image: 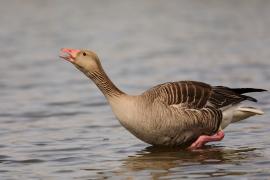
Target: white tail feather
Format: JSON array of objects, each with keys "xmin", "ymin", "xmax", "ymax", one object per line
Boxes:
[
  {"xmin": 221, "ymin": 105, "xmax": 264, "ymax": 129},
  {"xmin": 237, "ymin": 107, "xmax": 264, "ymax": 115}
]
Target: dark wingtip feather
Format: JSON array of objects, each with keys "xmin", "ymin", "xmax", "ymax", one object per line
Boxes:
[
  {"xmin": 243, "ymin": 96, "xmax": 258, "ymax": 102},
  {"xmin": 231, "ymin": 88, "xmax": 267, "ymax": 102},
  {"xmin": 231, "ymin": 88, "xmax": 267, "ymax": 94}
]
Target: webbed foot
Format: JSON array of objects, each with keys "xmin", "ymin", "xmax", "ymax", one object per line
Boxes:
[{"xmin": 188, "ymin": 130, "xmax": 225, "ymax": 149}]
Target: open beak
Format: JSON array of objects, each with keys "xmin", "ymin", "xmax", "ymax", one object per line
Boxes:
[{"xmin": 60, "ymin": 48, "xmax": 80, "ymax": 62}]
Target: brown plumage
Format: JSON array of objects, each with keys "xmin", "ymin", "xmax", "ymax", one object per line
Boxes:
[
  {"xmin": 60, "ymin": 48, "xmax": 267, "ymax": 148},
  {"xmin": 140, "ymin": 81, "xmax": 265, "ymax": 147}
]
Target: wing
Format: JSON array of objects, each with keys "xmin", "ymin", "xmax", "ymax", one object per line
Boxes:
[
  {"xmin": 143, "ymin": 81, "xmax": 222, "ymax": 136},
  {"xmin": 208, "ymin": 86, "xmax": 264, "ymax": 109},
  {"xmin": 144, "ymin": 81, "xmax": 212, "ymax": 108},
  {"xmin": 143, "ymin": 81, "xmax": 263, "ymax": 136},
  {"xmin": 145, "ymin": 81, "xmax": 260, "ymax": 109}
]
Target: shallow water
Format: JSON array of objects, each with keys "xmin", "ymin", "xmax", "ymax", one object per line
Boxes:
[{"xmin": 0, "ymin": 0, "xmax": 270, "ymax": 179}]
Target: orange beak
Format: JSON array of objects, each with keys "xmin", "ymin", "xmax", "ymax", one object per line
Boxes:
[{"xmin": 60, "ymin": 48, "xmax": 80, "ymax": 62}]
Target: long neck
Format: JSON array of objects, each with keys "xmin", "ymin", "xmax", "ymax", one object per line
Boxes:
[{"xmin": 84, "ymin": 66, "xmax": 125, "ymax": 99}]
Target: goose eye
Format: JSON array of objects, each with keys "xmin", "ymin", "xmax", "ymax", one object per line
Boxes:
[{"xmin": 83, "ymin": 52, "xmax": 86, "ymax": 56}]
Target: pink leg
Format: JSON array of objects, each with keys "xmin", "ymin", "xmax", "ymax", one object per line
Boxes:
[{"xmin": 188, "ymin": 130, "xmax": 225, "ymax": 149}]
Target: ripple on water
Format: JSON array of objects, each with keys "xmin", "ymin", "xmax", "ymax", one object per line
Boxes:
[
  {"xmin": 46, "ymin": 101, "xmax": 79, "ymax": 106},
  {"xmin": 2, "ymin": 159, "xmax": 45, "ymax": 164},
  {"xmin": 21, "ymin": 111, "xmax": 87, "ymax": 119}
]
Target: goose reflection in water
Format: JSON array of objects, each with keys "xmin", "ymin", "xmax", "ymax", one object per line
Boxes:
[{"xmin": 111, "ymin": 146, "xmax": 260, "ymax": 179}]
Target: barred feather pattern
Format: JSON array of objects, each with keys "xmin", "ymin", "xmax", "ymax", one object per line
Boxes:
[
  {"xmin": 140, "ymin": 80, "xmax": 264, "ymax": 144},
  {"xmin": 151, "ymin": 81, "xmax": 212, "ymax": 108},
  {"xmin": 141, "ymin": 81, "xmax": 240, "ymax": 140},
  {"xmin": 84, "ymin": 69, "xmax": 123, "ymax": 98},
  {"xmin": 209, "ymin": 86, "xmax": 248, "ymax": 108},
  {"xmin": 144, "ymin": 80, "xmax": 259, "ymax": 109}
]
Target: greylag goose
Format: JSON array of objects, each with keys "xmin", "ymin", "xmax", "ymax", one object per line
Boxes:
[{"xmin": 60, "ymin": 48, "xmax": 266, "ymax": 149}]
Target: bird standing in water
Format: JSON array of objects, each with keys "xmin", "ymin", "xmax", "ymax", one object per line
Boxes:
[{"xmin": 60, "ymin": 48, "xmax": 266, "ymax": 149}]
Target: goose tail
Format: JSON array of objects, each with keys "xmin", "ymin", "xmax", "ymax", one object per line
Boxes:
[
  {"xmin": 232, "ymin": 106, "xmax": 264, "ymax": 123},
  {"xmin": 221, "ymin": 105, "xmax": 264, "ymax": 129}
]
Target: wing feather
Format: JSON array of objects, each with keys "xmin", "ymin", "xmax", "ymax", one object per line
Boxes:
[
  {"xmin": 142, "ymin": 80, "xmax": 261, "ymax": 136},
  {"xmin": 145, "ymin": 81, "xmax": 212, "ymax": 108},
  {"xmin": 144, "ymin": 81, "xmax": 259, "ymax": 109}
]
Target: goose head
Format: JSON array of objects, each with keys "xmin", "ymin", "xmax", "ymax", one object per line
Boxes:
[{"xmin": 60, "ymin": 48, "xmax": 101, "ymax": 74}]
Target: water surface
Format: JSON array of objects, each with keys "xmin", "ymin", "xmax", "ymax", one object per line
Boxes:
[{"xmin": 0, "ymin": 0, "xmax": 270, "ymax": 179}]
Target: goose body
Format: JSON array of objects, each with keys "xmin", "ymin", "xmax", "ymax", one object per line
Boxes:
[{"xmin": 60, "ymin": 48, "xmax": 266, "ymax": 148}]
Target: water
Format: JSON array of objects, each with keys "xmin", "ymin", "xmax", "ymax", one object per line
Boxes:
[{"xmin": 0, "ymin": 0, "xmax": 270, "ymax": 179}]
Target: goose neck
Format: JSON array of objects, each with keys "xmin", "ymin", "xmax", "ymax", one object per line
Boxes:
[{"xmin": 86, "ymin": 66, "xmax": 125, "ymax": 99}]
